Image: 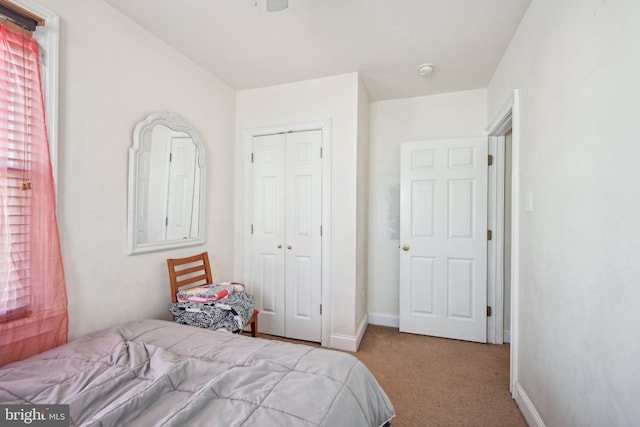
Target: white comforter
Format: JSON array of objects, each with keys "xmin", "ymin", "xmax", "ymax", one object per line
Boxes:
[{"xmin": 0, "ymin": 319, "xmax": 395, "ymax": 427}]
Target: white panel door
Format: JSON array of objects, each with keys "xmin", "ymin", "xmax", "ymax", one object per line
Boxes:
[
  {"xmin": 399, "ymin": 137, "xmax": 488, "ymax": 343},
  {"xmin": 165, "ymin": 135, "xmax": 197, "ymax": 241},
  {"xmin": 251, "ymin": 134, "xmax": 287, "ymax": 336},
  {"xmin": 284, "ymin": 130, "xmax": 322, "ymax": 342},
  {"xmin": 251, "ymin": 130, "xmax": 322, "ymax": 342}
]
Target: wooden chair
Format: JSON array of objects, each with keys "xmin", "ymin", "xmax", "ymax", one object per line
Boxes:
[{"xmin": 167, "ymin": 252, "xmax": 259, "ymax": 337}]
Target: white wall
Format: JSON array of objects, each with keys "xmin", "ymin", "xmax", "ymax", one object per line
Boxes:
[
  {"xmin": 355, "ymin": 75, "xmax": 370, "ymax": 341},
  {"xmin": 488, "ymin": 0, "xmax": 640, "ymax": 425},
  {"xmin": 367, "ymin": 89, "xmax": 487, "ymax": 326},
  {"xmin": 39, "ymin": 0, "xmax": 236, "ymax": 339},
  {"xmin": 234, "ymin": 73, "xmax": 364, "ymax": 349}
]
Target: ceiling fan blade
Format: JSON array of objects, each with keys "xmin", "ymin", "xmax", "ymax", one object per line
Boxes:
[{"xmin": 266, "ymin": 0, "xmax": 288, "ymax": 12}]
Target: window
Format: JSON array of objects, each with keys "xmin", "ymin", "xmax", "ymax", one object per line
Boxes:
[{"xmin": 0, "ymin": 1, "xmax": 66, "ymax": 366}]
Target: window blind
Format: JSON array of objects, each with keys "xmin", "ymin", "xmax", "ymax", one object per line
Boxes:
[{"xmin": 0, "ymin": 25, "xmax": 40, "ymax": 321}]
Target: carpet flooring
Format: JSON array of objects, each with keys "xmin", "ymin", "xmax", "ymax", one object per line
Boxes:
[{"xmin": 262, "ymin": 324, "xmax": 527, "ymax": 427}]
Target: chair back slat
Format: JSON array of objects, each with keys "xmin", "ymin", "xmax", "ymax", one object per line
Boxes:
[{"xmin": 167, "ymin": 252, "xmax": 212, "ymax": 303}]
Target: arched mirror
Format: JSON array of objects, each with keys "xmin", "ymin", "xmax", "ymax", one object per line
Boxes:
[{"xmin": 127, "ymin": 113, "xmax": 205, "ymax": 254}]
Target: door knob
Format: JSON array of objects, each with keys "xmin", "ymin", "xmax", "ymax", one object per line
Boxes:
[
  {"xmin": 287, "ymin": 245, "xmax": 292, "ymax": 250},
  {"xmin": 402, "ymin": 244, "xmax": 410, "ymax": 251},
  {"xmin": 277, "ymin": 245, "xmax": 282, "ymax": 249}
]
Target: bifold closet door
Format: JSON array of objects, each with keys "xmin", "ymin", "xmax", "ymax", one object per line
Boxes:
[
  {"xmin": 251, "ymin": 130, "xmax": 322, "ymax": 342},
  {"xmin": 283, "ymin": 130, "xmax": 322, "ymax": 342},
  {"xmin": 251, "ymin": 133, "xmax": 287, "ymax": 337}
]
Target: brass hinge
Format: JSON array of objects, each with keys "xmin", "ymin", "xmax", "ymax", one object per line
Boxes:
[
  {"xmin": 251, "ymin": 224, "xmax": 254, "ymax": 235},
  {"xmin": 487, "ymin": 306, "xmax": 492, "ymax": 317},
  {"xmin": 320, "ymin": 225, "xmax": 323, "ymax": 236},
  {"xmin": 320, "ymin": 304, "xmax": 323, "ymax": 315},
  {"xmin": 487, "ymin": 230, "xmax": 492, "ymax": 241},
  {"xmin": 488, "ymin": 154, "xmax": 493, "ymax": 166},
  {"xmin": 251, "ymin": 153, "xmax": 254, "ymax": 163},
  {"xmin": 320, "ymin": 147, "xmax": 323, "ymax": 158}
]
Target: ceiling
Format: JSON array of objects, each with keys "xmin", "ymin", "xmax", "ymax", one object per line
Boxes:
[{"xmin": 104, "ymin": 0, "xmax": 531, "ymax": 101}]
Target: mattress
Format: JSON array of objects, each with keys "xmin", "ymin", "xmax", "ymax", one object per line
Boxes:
[{"xmin": 0, "ymin": 319, "xmax": 394, "ymax": 426}]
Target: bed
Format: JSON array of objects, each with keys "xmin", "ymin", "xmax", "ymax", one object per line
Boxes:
[{"xmin": 0, "ymin": 319, "xmax": 395, "ymax": 426}]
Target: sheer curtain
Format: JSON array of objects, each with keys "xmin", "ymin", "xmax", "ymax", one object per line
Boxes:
[{"xmin": 0, "ymin": 23, "xmax": 67, "ymax": 366}]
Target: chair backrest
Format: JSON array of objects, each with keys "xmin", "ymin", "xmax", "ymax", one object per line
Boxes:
[{"xmin": 167, "ymin": 252, "xmax": 213, "ymax": 303}]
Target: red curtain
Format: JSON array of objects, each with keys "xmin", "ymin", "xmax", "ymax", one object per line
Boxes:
[{"xmin": 0, "ymin": 24, "xmax": 68, "ymax": 366}]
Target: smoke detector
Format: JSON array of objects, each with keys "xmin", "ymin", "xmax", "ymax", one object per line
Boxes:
[
  {"xmin": 266, "ymin": 0, "xmax": 288, "ymax": 12},
  {"xmin": 417, "ymin": 64, "xmax": 435, "ymax": 76}
]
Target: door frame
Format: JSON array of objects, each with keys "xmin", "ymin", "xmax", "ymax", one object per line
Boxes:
[
  {"xmin": 242, "ymin": 119, "xmax": 332, "ymax": 347},
  {"xmin": 487, "ymin": 135, "xmax": 506, "ymax": 345},
  {"xmin": 487, "ymin": 89, "xmax": 520, "ymax": 394}
]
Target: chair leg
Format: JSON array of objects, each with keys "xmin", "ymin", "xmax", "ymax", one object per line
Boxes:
[{"xmin": 251, "ymin": 315, "xmax": 258, "ymax": 338}]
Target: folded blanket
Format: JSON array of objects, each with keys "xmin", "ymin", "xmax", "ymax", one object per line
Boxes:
[
  {"xmin": 169, "ymin": 292, "xmax": 255, "ymax": 333},
  {"xmin": 176, "ymin": 282, "xmax": 245, "ymax": 303}
]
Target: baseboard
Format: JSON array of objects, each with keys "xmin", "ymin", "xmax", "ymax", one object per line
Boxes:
[
  {"xmin": 330, "ymin": 314, "xmax": 369, "ymax": 352},
  {"xmin": 514, "ymin": 381, "xmax": 545, "ymax": 427},
  {"xmin": 367, "ymin": 312, "xmax": 400, "ymax": 328},
  {"xmin": 369, "ymin": 313, "xmax": 510, "ymax": 343},
  {"xmin": 330, "ymin": 333, "xmax": 358, "ymax": 352},
  {"xmin": 356, "ymin": 313, "xmax": 368, "ymax": 350}
]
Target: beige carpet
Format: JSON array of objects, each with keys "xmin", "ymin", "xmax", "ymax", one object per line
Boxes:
[{"xmin": 262, "ymin": 324, "xmax": 527, "ymax": 427}]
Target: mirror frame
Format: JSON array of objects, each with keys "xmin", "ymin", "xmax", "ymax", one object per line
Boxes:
[{"xmin": 127, "ymin": 112, "xmax": 206, "ymax": 255}]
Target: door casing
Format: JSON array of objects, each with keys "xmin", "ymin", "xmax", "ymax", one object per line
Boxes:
[{"xmin": 487, "ymin": 89, "xmax": 520, "ymax": 395}]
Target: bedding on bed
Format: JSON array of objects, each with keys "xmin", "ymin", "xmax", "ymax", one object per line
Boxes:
[{"xmin": 0, "ymin": 319, "xmax": 395, "ymax": 427}]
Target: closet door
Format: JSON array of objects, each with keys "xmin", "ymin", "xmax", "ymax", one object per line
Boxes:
[
  {"xmin": 284, "ymin": 130, "xmax": 322, "ymax": 342},
  {"xmin": 251, "ymin": 130, "xmax": 322, "ymax": 342},
  {"xmin": 251, "ymin": 134, "xmax": 287, "ymax": 336}
]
